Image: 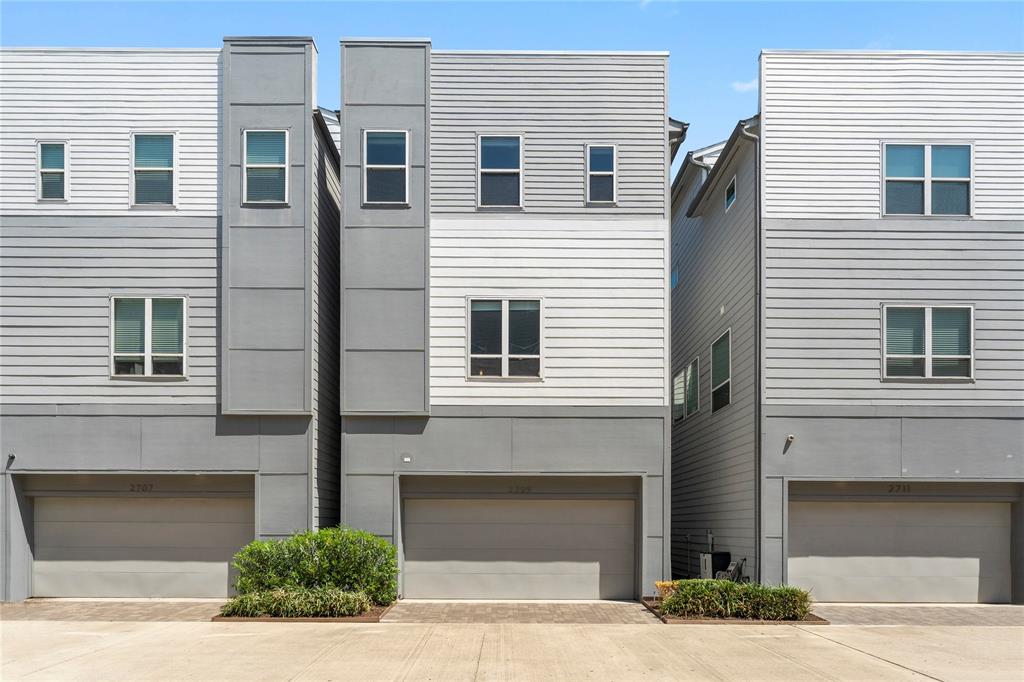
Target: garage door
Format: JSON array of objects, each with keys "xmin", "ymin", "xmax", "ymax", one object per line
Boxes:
[
  {"xmin": 33, "ymin": 496, "xmax": 254, "ymax": 598},
  {"xmin": 788, "ymin": 501, "xmax": 1011, "ymax": 603},
  {"xmin": 402, "ymin": 498, "xmax": 636, "ymax": 599}
]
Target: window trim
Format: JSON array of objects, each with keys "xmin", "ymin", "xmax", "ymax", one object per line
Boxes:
[
  {"xmin": 465, "ymin": 296, "xmax": 543, "ymax": 381},
  {"xmin": 881, "ymin": 303, "xmax": 974, "ymax": 382},
  {"xmin": 37, "ymin": 139, "xmax": 68, "ymax": 202},
  {"xmin": 243, "ymin": 129, "xmax": 290, "ymax": 205},
  {"xmin": 585, "ymin": 143, "xmax": 617, "ymax": 205},
  {"xmin": 477, "ymin": 133, "xmax": 524, "ymax": 209},
  {"xmin": 685, "ymin": 356, "xmax": 700, "ymax": 417},
  {"xmin": 109, "ymin": 295, "xmax": 188, "ymax": 379},
  {"xmin": 362, "ymin": 129, "xmax": 409, "ymax": 207},
  {"xmin": 710, "ymin": 329, "xmax": 731, "ymax": 414},
  {"xmin": 881, "ymin": 141, "xmax": 974, "ymax": 218},
  {"xmin": 130, "ymin": 130, "xmax": 178, "ymax": 208},
  {"xmin": 724, "ymin": 175, "xmax": 737, "ymax": 212}
]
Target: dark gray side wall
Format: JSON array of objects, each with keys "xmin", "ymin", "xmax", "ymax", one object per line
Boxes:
[
  {"xmin": 221, "ymin": 37, "xmax": 316, "ymax": 414},
  {"xmin": 670, "ymin": 142, "xmax": 758, "ymax": 579},
  {"xmin": 339, "ymin": 40, "xmax": 430, "ymax": 415}
]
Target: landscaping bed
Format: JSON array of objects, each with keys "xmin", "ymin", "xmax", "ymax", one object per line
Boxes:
[
  {"xmin": 642, "ymin": 579, "xmax": 828, "ymax": 625},
  {"xmin": 212, "ymin": 603, "xmax": 394, "ymax": 623}
]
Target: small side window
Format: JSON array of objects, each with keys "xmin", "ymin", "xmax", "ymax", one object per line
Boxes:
[
  {"xmin": 364, "ymin": 130, "xmax": 408, "ymax": 205},
  {"xmin": 587, "ymin": 145, "xmax": 616, "ymax": 204},
  {"xmin": 711, "ymin": 331, "xmax": 731, "ymax": 413},
  {"xmin": 672, "ymin": 371, "xmax": 685, "ymax": 421},
  {"xmin": 685, "ymin": 357, "xmax": 699, "ymax": 417},
  {"xmin": 724, "ymin": 176, "xmax": 736, "ymax": 211},
  {"xmin": 244, "ymin": 130, "xmax": 288, "ymax": 204},
  {"xmin": 38, "ymin": 142, "xmax": 66, "ymax": 200}
]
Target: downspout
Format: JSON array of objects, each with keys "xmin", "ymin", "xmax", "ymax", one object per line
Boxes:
[{"xmin": 738, "ymin": 119, "xmax": 762, "ymax": 583}]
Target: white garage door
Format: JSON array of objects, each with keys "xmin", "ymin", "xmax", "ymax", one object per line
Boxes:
[
  {"xmin": 402, "ymin": 498, "xmax": 636, "ymax": 599},
  {"xmin": 788, "ymin": 501, "xmax": 1011, "ymax": 603},
  {"xmin": 33, "ymin": 496, "xmax": 254, "ymax": 598}
]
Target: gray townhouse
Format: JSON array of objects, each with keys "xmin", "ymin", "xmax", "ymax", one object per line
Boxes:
[
  {"xmin": 337, "ymin": 39, "xmax": 684, "ymax": 599},
  {"xmin": 0, "ymin": 37, "xmax": 341, "ymax": 601},
  {"xmin": 670, "ymin": 50, "xmax": 1024, "ymax": 603}
]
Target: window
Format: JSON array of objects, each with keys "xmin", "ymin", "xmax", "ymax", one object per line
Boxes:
[
  {"xmin": 478, "ymin": 135, "xmax": 522, "ymax": 207},
  {"xmin": 884, "ymin": 143, "xmax": 971, "ymax": 216},
  {"xmin": 685, "ymin": 357, "xmax": 699, "ymax": 417},
  {"xmin": 884, "ymin": 305, "xmax": 973, "ymax": 379},
  {"xmin": 244, "ymin": 130, "xmax": 288, "ymax": 203},
  {"xmin": 671, "ymin": 269, "xmax": 680, "ymax": 289},
  {"xmin": 672, "ymin": 371, "xmax": 685, "ymax": 421},
  {"xmin": 587, "ymin": 145, "xmax": 615, "ymax": 203},
  {"xmin": 711, "ymin": 330, "xmax": 730, "ymax": 412},
  {"xmin": 468, "ymin": 298, "xmax": 541, "ymax": 378},
  {"xmin": 724, "ymin": 176, "xmax": 736, "ymax": 211},
  {"xmin": 111, "ymin": 297, "xmax": 186, "ymax": 377},
  {"xmin": 132, "ymin": 133, "xmax": 174, "ymax": 205},
  {"xmin": 363, "ymin": 130, "xmax": 408, "ymax": 205},
  {"xmin": 38, "ymin": 141, "xmax": 66, "ymax": 200}
]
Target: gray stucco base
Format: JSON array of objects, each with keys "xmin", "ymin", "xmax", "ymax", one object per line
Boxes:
[
  {"xmin": 0, "ymin": 406, "xmax": 315, "ymax": 602},
  {"xmin": 340, "ymin": 407, "xmax": 672, "ymax": 598}
]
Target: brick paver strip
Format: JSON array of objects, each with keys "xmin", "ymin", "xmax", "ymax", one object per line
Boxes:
[
  {"xmin": 814, "ymin": 604, "xmax": 1024, "ymax": 626},
  {"xmin": 0, "ymin": 600, "xmax": 223, "ymax": 622},
  {"xmin": 381, "ymin": 601, "xmax": 661, "ymax": 624}
]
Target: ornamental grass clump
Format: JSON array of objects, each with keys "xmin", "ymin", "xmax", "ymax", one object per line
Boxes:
[
  {"xmin": 660, "ymin": 579, "xmax": 811, "ymax": 621},
  {"xmin": 220, "ymin": 587, "xmax": 371, "ymax": 618}
]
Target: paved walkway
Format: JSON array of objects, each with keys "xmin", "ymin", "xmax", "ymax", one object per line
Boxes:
[
  {"xmin": 815, "ymin": 603, "xmax": 1024, "ymax": 626},
  {"xmin": 382, "ymin": 600, "xmax": 661, "ymax": 624},
  {"xmin": 0, "ymin": 600, "xmax": 223, "ymax": 622}
]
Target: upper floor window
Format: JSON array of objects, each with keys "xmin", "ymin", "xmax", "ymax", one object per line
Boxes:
[
  {"xmin": 132, "ymin": 133, "xmax": 175, "ymax": 205},
  {"xmin": 38, "ymin": 141, "xmax": 66, "ymax": 201},
  {"xmin": 711, "ymin": 330, "xmax": 731, "ymax": 413},
  {"xmin": 111, "ymin": 296, "xmax": 186, "ymax": 377},
  {"xmin": 685, "ymin": 356, "xmax": 699, "ymax": 417},
  {"xmin": 672, "ymin": 370, "xmax": 685, "ymax": 421},
  {"xmin": 884, "ymin": 143, "xmax": 971, "ymax": 216},
  {"xmin": 469, "ymin": 298, "xmax": 540, "ymax": 378},
  {"xmin": 587, "ymin": 145, "xmax": 616, "ymax": 204},
  {"xmin": 478, "ymin": 135, "xmax": 522, "ymax": 208},
  {"xmin": 725, "ymin": 176, "xmax": 736, "ymax": 211},
  {"xmin": 884, "ymin": 305, "xmax": 973, "ymax": 379},
  {"xmin": 363, "ymin": 130, "xmax": 408, "ymax": 205},
  {"xmin": 244, "ymin": 130, "xmax": 288, "ymax": 204}
]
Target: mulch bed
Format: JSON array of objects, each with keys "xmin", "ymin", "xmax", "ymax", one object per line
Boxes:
[
  {"xmin": 212, "ymin": 603, "xmax": 393, "ymax": 623},
  {"xmin": 640, "ymin": 597, "xmax": 829, "ymax": 625}
]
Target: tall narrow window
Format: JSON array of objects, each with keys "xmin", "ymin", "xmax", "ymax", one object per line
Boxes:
[
  {"xmin": 587, "ymin": 145, "xmax": 615, "ymax": 203},
  {"xmin": 38, "ymin": 141, "xmax": 66, "ymax": 200},
  {"xmin": 884, "ymin": 305, "xmax": 972, "ymax": 379},
  {"xmin": 725, "ymin": 176, "xmax": 736, "ymax": 211},
  {"xmin": 685, "ymin": 357, "xmax": 699, "ymax": 417},
  {"xmin": 112, "ymin": 297, "xmax": 186, "ymax": 377},
  {"xmin": 884, "ymin": 143, "xmax": 970, "ymax": 216},
  {"xmin": 711, "ymin": 331, "xmax": 731, "ymax": 412},
  {"xmin": 673, "ymin": 371, "xmax": 686, "ymax": 421},
  {"xmin": 469, "ymin": 298, "xmax": 541, "ymax": 378},
  {"xmin": 363, "ymin": 130, "xmax": 408, "ymax": 205},
  {"xmin": 479, "ymin": 136, "xmax": 522, "ymax": 207},
  {"xmin": 132, "ymin": 133, "xmax": 174, "ymax": 205},
  {"xmin": 244, "ymin": 130, "xmax": 288, "ymax": 203}
]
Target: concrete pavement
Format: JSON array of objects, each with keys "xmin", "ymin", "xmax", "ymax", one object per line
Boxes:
[{"xmin": 4, "ymin": 618, "xmax": 1023, "ymax": 681}]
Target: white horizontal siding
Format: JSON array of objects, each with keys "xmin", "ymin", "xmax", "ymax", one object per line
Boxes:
[
  {"xmin": 0, "ymin": 49, "xmax": 220, "ymax": 216},
  {"xmin": 430, "ymin": 53, "xmax": 668, "ymax": 218},
  {"xmin": 761, "ymin": 52, "xmax": 1024, "ymax": 220},
  {"xmin": 429, "ymin": 218, "xmax": 667, "ymax": 406}
]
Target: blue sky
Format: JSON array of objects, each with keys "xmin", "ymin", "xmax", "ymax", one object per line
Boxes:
[{"xmin": 3, "ymin": 1, "xmax": 1022, "ymax": 151}]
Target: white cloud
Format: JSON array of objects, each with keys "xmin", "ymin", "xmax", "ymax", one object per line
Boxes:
[{"xmin": 731, "ymin": 78, "xmax": 758, "ymax": 93}]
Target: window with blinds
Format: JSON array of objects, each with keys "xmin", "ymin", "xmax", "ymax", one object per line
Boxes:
[
  {"xmin": 468, "ymin": 298, "xmax": 541, "ymax": 378},
  {"xmin": 111, "ymin": 297, "xmax": 186, "ymax": 377},
  {"xmin": 884, "ymin": 305, "xmax": 973, "ymax": 379},
  {"xmin": 132, "ymin": 133, "xmax": 174, "ymax": 205},
  {"xmin": 711, "ymin": 330, "xmax": 731, "ymax": 413},
  {"xmin": 38, "ymin": 141, "xmax": 66, "ymax": 200},
  {"xmin": 364, "ymin": 130, "xmax": 408, "ymax": 205},
  {"xmin": 244, "ymin": 130, "xmax": 288, "ymax": 203}
]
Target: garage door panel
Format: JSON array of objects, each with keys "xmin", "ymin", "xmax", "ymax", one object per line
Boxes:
[
  {"xmin": 34, "ymin": 546, "xmax": 247, "ymax": 563},
  {"xmin": 405, "ymin": 498, "xmax": 631, "ymax": 525},
  {"xmin": 35, "ymin": 521, "xmax": 254, "ymax": 549},
  {"xmin": 403, "ymin": 521, "xmax": 634, "ymax": 551},
  {"xmin": 404, "ymin": 549, "xmax": 636, "ymax": 574},
  {"xmin": 33, "ymin": 567, "xmax": 234, "ymax": 599},
  {"xmin": 403, "ymin": 570, "xmax": 634, "ymax": 600},
  {"xmin": 790, "ymin": 524, "xmax": 1011, "ymax": 558},
  {"xmin": 35, "ymin": 497, "xmax": 253, "ymax": 524}
]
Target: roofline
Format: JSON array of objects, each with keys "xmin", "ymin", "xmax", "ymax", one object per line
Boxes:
[
  {"xmin": 0, "ymin": 47, "xmax": 220, "ymax": 52},
  {"xmin": 685, "ymin": 115, "xmax": 759, "ymax": 218},
  {"xmin": 433, "ymin": 49, "xmax": 669, "ymax": 56},
  {"xmin": 341, "ymin": 37, "xmax": 431, "ymax": 44},
  {"xmin": 312, "ymin": 109, "xmax": 341, "ymax": 167},
  {"xmin": 225, "ymin": 35, "xmax": 315, "ymax": 42},
  {"xmin": 761, "ymin": 48, "xmax": 1024, "ymax": 57}
]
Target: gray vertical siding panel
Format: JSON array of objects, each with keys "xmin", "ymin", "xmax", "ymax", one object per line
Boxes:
[
  {"xmin": 429, "ymin": 52, "xmax": 668, "ymax": 218},
  {"xmin": 670, "ymin": 143, "xmax": 759, "ymax": 579}
]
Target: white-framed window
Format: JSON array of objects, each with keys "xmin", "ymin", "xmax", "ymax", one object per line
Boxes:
[
  {"xmin": 883, "ymin": 143, "xmax": 971, "ymax": 216},
  {"xmin": 131, "ymin": 132, "xmax": 176, "ymax": 206},
  {"xmin": 684, "ymin": 356, "xmax": 699, "ymax": 417},
  {"xmin": 37, "ymin": 140, "xmax": 67, "ymax": 201},
  {"xmin": 468, "ymin": 298, "xmax": 541, "ymax": 378},
  {"xmin": 110, "ymin": 296, "xmax": 187, "ymax": 377},
  {"xmin": 478, "ymin": 135, "xmax": 522, "ymax": 208},
  {"xmin": 244, "ymin": 130, "xmax": 289, "ymax": 204},
  {"xmin": 883, "ymin": 304, "xmax": 973, "ymax": 380},
  {"xmin": 724, "ymin": 175, "xmax": 737, "ymax": 212},
  {"xmin": 672, "ymin": 370, "xmax": 685, "ymax": 421},
  {"xmin": 363, "ymin": 129, "xmax": 408, "ymax": 205},
  {"xmin": 586, "ymin": 144, "xmax": 616, "ymax": 204},
  {"xmin": 711, "ymin": 330, "xmax": 731, "ymax": 413}
]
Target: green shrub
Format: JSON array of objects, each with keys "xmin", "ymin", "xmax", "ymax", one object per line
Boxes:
[
  {"xmin": 220, "ymin": 587, "xmax": 371, "ymax": 618},
  {"xmin": 232, "ymin": 526, "xmax": 398, "ymax": 605},
  {"xmin": 660, "ymin": 579, "xmax": 811, "ymax": 620}
]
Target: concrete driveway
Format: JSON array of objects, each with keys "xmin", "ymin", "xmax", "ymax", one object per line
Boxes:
[{"xmin": 3, "ymin": 602, "xmax": 1023, "ymax": 681}]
